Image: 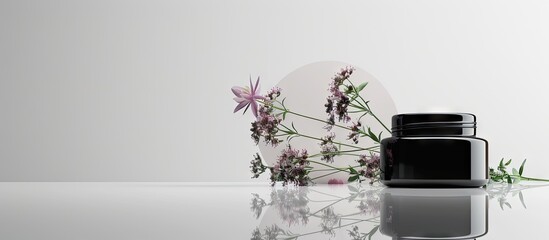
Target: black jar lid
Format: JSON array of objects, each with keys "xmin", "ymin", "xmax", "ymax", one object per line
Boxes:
[{"xmin": 391, "ymin": 113, "xmax": 476, "ymax": 136}]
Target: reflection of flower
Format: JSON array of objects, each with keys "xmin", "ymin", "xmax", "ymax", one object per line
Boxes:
[
  {"xmin": 348, "ymin": 185, "xmax": 382, "ymax": 216},
  {"xmin": 348, "ymin": 225, "xmax": 379, "ymax": 240},
  {"xmin": 485, "ymin": 183, "xmax": 536, "ymax": 210},
  {"xmin": 250, "ymin": 181, "xmax": 545, "ymax": 240},
  {"xmin": 348, "ymin": 225, "xmax": 365, "ymax": 240},
  {"xmin": 358, "ymin": 198, "xmax": 381, "ymax": 216},
  {"xmin": 250, "ymin": 193, "xmax": 268, "ymax": 219},
  {"xmin": 270, "ymin": 188, "xmax": 310, "ymax": 226},
  {"xmin": 232, "ymin": 76, "xmax": 265, "ymax": 118},
  {"xmin": 320, "ymin": 207, "xmax": 340, "ymax": 236},
  {"xmin": 251, "ymin": 225, "xmax": 285, "ymax": 240},
  {"xmin": 250, "ymin": 185, "xmax": 384, "ymax": 240}
]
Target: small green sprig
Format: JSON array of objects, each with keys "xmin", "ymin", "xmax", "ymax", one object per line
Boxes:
[{"xmin": 489, "ymin": 158, "xmax": 549, "ymax": 184}]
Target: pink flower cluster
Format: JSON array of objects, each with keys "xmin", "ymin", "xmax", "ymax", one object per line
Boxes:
[
  {"xmin": 230, "ymin": 77, "xmax": 283, "ymax": 147},
  {"xmin": 251, "ymin": 105, "xmax": 282, "ymax": 147},
  {"xmin": 270, "ymin": 146, "xmax": 311, "ymax": 186},
  {"xmin": 357, "ymin": 154, "xmax": 381, "ymax": 184},
  {"xmin": 325, "ymin": 67, "xmax": 355, "ymax": 129},
  {"xmin": 319, "ymin": 133, "xmax": 338, "ymax": 163},
  {"xmin": 347, "ymin": 121, "xmax": 362, "ymax": 144}
]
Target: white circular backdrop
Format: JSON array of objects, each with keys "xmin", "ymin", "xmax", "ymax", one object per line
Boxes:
[{"xmin": 258, "ymin": 61, "xmax": 397, "ymax": 184}]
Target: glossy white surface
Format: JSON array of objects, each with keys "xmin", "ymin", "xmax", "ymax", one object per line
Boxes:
[{"xmin": 1, "ymin": 182, "xmax": 547, "ymax": 239}]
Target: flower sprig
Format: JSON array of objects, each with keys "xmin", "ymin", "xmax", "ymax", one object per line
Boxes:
[
  {"xmin": 489, "ymin": 158, "xmax": 549, "ymax": 184},
  {"xmin": 232, "ymin": 67, "xmax": 385, "ymax": 186}
]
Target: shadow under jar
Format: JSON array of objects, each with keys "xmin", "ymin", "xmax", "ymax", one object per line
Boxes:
[{"xmin": 380, "ymin": 113, "xmax": 488, "ymax": 188}]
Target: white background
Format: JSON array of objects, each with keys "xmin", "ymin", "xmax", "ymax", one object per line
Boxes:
[{"xmin": 1, "ymin": 0, "xmax": 549, "ymax": 181}]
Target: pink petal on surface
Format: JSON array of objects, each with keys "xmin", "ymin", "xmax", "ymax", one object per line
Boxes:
[
  {"xmin": 327, "ymin": 179, "xmax": 345, "ymax": 184},
  {"xmin": 233, "ymin": 101, "xmax": 249, "ymax": 113}
]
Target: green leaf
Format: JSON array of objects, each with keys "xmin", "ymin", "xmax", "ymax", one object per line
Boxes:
[
  {"xmin": 512, "ymin": 168, "xmax": 519, "ymax": 176},
  {"xmin": 367, "ymin": 127, "xmax": 379, "ymax": 143},
  {"xmin": 291, "ymin": 122, "xmax": 298, "ymax": 133},
  {"xmin": 505, "ymin": 159, "xmax": 512, "ymax": 166},
  {"xmin": 506, "ymin": 175, "xmax": 512, "ymax": 184},
  {"xmin": 377, "ymin": 132, "xmax": 383, "ymax": 143},
  {"xmin": 349, "ymin": 167, "xmax": 358, "ymax": 174},
  {"xmin": 348, "ymin": 175, "xmax": 359, "ymax": 183},
  {"xmin": 519, "ymin": 159, "xmax": 526, "ymax": 176},
  {"xmin": 499, "ymin": 158, "xmax": 504, "ymax": 169},
  {"xmin": 356, "ymin": 82, "xmax": 368, "ymax": 92},
  {"xmin": 279, "ymin": 124, "xmax": 291, "ymax": 132}
]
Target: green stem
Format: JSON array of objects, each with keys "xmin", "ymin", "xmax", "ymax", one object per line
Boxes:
[
  {"xmin": 309, "ymin": 153, "xmax": 373, "ymax": 159},
  {"xmin": 346, "ymin": 80, "xmax": 391, "ymax": 133},
  {"xmin": 291, "ymin": 131, "xmax": 368, "ymax": 150},
  {"xmin": 310, "ymin": 168, "xmax": 341, "ymax": 172},
  {"xmin": 308, "ymin": 160, "xmax": 350, "ymax": 172},
  {"xmin": 514, "ymin": 175, "xmax": 549, "ymax": 182},
  {"xmin": 310, "ymin": 170, "xmax": 342, "ymax": 180},
  {"xmin": 309, "ymin": 148, "xmax": 378, "ymax": 158},
  {"xmin": 366, "ymin": 102, "xmax": 391, "ymax": 133},
  {"xmin": 268, "ymin": 102, "xmax": 353, "ymax": 131},
  {"xmin": 348, "ymin": 110, "xmax": 367, "ymax": 113}
]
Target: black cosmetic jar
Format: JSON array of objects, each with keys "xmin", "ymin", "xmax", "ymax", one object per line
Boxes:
[{"xmin": 380, "ymin": 113, "xmax": 488, "ymax": 187}]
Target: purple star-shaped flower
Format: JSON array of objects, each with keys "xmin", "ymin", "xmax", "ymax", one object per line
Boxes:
[{"xmin": 232, "ymin": 76, "xmax": 265, "ymax": 118}]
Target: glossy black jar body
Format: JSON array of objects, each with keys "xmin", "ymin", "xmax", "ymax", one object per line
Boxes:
[{"xmin": 380, "ymin": 113, "xmax": 488, "ymax": 188}]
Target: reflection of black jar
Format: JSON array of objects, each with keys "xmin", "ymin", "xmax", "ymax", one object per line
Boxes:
[
  {"xmin": 380, "ymin": 113, "xmax": 488, "ymax": 187},
  {"xmin": 380, "ymin": 188, "xmax": 488, "ymax": 239}
]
